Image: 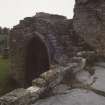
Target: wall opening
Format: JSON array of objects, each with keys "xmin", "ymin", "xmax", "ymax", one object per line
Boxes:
[{"xmin": 25, "ymin": 35, "xmax": 50, "ymax": 87}]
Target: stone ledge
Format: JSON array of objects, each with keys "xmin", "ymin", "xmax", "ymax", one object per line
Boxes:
[
  {"xmin": 0, "ymin": 58, "xmax": 85, "ymax": 105},
  {"xmin": 0, "ymin": 86, "xmax": 42, "ymax": 105}
]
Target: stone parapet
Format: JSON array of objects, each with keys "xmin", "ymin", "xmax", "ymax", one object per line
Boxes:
[{"xmin": 0, "ymin": 57, "xmax": 86, "ymax": 105}]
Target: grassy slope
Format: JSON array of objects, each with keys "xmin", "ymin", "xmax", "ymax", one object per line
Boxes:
[
  {"xmin": 0, "ymin": 57, "xmax": 9, "ymax": 81},
  {"xmin": 0, "ymin": 57, "xmax": 12, "ymax": 96}
]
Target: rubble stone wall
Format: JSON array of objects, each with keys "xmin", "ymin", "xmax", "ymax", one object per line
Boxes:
[
  {"xmin": 73, "ymin": 0, "xmax": 105, "ymax": 56},
  {"xmin": 10, "ymin": 12, "xmax": 89, "ymax": 87},
  {"xmin": 1, "ymin": 0, "xmax": 105, "ymax": 104},
  {"xmin": 0, "ymin": 57, "xmax": 85, "ymax": 105}
]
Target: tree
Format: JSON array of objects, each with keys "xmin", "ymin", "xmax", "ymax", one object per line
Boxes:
[
  {"xmin": 2, "ymin": 27, "xmax": 9, "ymax": 35},
  {"xmin": 0, "ymin": 27, "xmax": 2, "ymax": 34}
]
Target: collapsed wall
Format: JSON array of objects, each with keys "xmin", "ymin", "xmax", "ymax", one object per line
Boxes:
[
  {"xmin": 10, "ymin": 12, "xmax": 89, "ymax": 87},
  {"xmin": 73, "ymin": 0, "xmax": 105, "ymax": 56},
  {"xmin": 2, "ymin": 0, "xmax": 105, "ymax": 105}
]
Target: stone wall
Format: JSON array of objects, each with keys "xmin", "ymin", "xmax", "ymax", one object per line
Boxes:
[
  {"xmin": 9, "ymin": 13, "xmax": 68, "ymax": 87},
  {"xmin": 9, "ymin": 12, "xmax": 90, "ymax": 87},
  {"xmin": 1, "ymin": 0, "xmax": 105, "ymax": 104},
  {"xmin": 73, "ymin": 0, "xmax": 105, "ymax": 56},
  {"xmin": 0, "ymin": 56, "xmax": 86, "ymax": 105}
]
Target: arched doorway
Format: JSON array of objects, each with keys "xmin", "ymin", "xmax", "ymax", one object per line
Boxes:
[{"xmin": 25, "ymin": 35, "xmax": 50, "ymax": 87}]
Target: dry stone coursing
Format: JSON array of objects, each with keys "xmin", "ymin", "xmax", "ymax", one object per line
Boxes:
[
  {"xmin": 73, "ymin": 0, "xmax": 105, "ymax": 56},
  {"xmin": 0, "ymin": 59, "xmax": 86, "ymax": 105},
  {"xmin": 4, "ymin": 0, "xmax": 105, "ymax": 104},
  {"xmin": 1, "ymin": 52, "xmax": 105, "ymax": 105},
  {"xmin": 10, "ymin": 12, "xmax": 90, "ymax": 87}
]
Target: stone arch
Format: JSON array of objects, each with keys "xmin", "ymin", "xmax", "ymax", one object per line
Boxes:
[{"xmin": 25, "ymin": 34, "xmax": 50, "ymax": 87}]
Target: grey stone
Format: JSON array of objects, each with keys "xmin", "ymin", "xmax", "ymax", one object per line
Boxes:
[
  {"xmin": 0, "ymin": 88, "xmax": 30, "ymax": 105},
  {"xmin": 32, "ymin": 78, "xmax": 47, "ymax": 87},
  {"xmin": 32, "ymin": 89, "xmax": 105, "ymax": 105},
  {"xmin": 9, "ymin": 12, "xmax": 87, "ymax": 87},
  {"xmin": 73, "ymin": 0, "xmax": 105, "ymax": 56}
]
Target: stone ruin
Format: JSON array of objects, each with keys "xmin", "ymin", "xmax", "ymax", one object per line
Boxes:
[
  {"xmin": 73, "ymin": 0, "xmax": 105, "ymax": 56},
  {"xmin": 1, "ymin": 0, "xmax": 105, "ymax": 105},
  {"xmin": 9, "ymin": 12, "xmax": 92, "ymax": 88}
]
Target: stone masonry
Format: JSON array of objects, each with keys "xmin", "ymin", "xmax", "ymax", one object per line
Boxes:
[
  {"xmin": 1, "ymin": 0, "xmax": 105, "ymax": 104},
  {"xmin": 9, "ymin": 12, "xmax": 91, "ymax": 87}
]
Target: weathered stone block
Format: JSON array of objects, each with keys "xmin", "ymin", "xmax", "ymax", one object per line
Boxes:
[
  {"xmin": 32, "ymin": 78, "xmax": 47, "ymax": 87},
  {"xmin": 73, "ymin": 0, "xmax": 105, "ymax": 56},
  {"xmin": 0, "ymin": 86, "xmax": 42, "ymax": 105},
  {"xmin": 0, "ymin": 88, "xmax": 30, "ymax": 105}
]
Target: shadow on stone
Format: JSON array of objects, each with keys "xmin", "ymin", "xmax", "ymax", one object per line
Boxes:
[{"xmin": 25, "ymin": 35, "xmax": 50, "ymax": 87}]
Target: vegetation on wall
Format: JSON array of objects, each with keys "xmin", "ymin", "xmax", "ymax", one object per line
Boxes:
[{"xmin": 0, "ymin": 27, "xmax": 11, "ymax": 96}]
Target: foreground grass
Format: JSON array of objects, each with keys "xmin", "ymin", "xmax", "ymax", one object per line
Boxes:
[
  {"xmin": 0, "ymin": 57, "xmax": 15, "ymax": 96},
  {"xmin": 0, "ymin": 57, "xmax": 9, "ymax": 81}
]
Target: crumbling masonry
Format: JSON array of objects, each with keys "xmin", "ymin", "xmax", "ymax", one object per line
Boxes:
[
  {"xmin": 9, "ymin": 12, "xmax": 91, "ymax": 87},
  {"xmin": 1, "ymin": 0, "xmax": 105, "ymax": 105}
]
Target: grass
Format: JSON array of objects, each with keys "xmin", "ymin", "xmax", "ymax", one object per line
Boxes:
[
  {"xmin": 0, "ymin": 56, "xmax": 9, "ymax": 81},
  {"xmin": 0, "ymin": 56, "xmax": 14, "ymax": 96}
]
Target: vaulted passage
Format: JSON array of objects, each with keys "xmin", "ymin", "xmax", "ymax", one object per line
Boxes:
[{"xmin": 25, "ymin": 35, "xmax": 50, "ymax": 87}]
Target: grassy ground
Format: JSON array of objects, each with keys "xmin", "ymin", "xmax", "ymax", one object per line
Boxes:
[
  {"xmin": 0, "ymin": 56, "xmax": 9, "ymax": 81},
  {"xmin": 0, "ymin": 56, "xmax": 14, "ymax": 96}
]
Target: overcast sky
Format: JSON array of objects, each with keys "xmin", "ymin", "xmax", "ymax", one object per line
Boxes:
[{"xmin": 0, "ymin": 0, "xmax": 75, "ymax": 28}]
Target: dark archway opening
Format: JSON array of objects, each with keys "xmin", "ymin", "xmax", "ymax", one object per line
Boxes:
[{"xmin": 25, "ymin": 35, "xmax": 50, "ymax": 87}]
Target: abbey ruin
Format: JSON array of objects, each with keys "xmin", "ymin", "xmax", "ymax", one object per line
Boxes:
[
  {"xmin": 9, "ymin": 12, "xmax": 92, "ymax": 88},
  {"xmin": 1, "ymin": 0, "xmax": 105, "ymax": 105}
]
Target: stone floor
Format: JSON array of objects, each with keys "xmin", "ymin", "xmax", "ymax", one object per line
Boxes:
[
  {"xmin": 32, "ymin": 62, "xmax": 105, "ymax": 105},
  {"xmin": 32, "ymin": 88, "xmax": 105, "ymax": 105}
]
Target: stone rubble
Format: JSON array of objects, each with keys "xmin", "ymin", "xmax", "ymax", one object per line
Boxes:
[
  {"xmin": 73, "ymin": 0, "xmax": 105, "ymax": 56},
  {"xmin": 1, "ymin": 0, "xmax": 105, "ymax": 105},
  {"xmin": 0, "ymin": 60, "xmax": 85, "ymax": 105},
  {"xmin": 1, "ymin": 51, "xmax": 105, "ymax": 105}
]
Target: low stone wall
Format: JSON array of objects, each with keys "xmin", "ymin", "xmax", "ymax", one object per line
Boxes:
[{"xmin": 0, "ymin": 57, "xmax": 85, "ymax": 105}]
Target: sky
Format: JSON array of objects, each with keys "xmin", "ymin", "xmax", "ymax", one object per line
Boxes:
[{"xmin": 0, "ymin": 0, "xmax": 75, "ymax": 28}]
